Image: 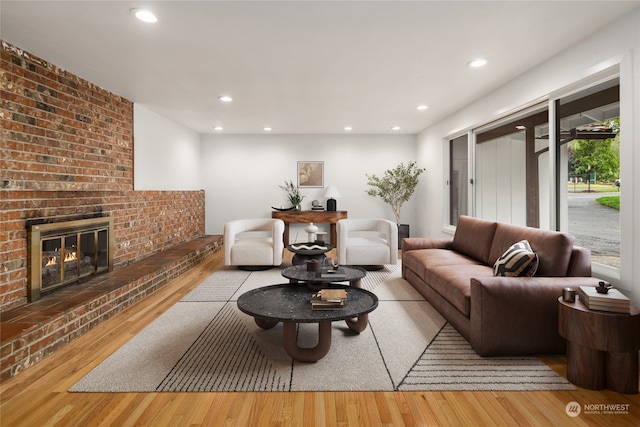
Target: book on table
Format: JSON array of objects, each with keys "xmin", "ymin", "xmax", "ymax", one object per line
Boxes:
[
  {"xmin": 310, "ymin": 299, "xmax": 344, "ymax": 310},
  {"xmin": 317, "ymin": 267, "xmax": 346, "ymax": 279},
  {"xmin": 310, "ymin": 288, "xmax": 347, "ymax": 310},
  {"xmin": 578, "ymin": 286, "xmax": 630, "ymax": 314}
]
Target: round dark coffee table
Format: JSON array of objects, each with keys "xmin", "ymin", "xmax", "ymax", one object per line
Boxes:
[
  {"xmin": 237, "ymin": 283, "xmax": 378, "ymax": 362},
  {"xmin": 282, "ymin": 264, "xmax": 366, "ymax": 290}
]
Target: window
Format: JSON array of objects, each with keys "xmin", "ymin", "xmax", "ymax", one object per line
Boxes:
[
  {"xmin": 556, "ymin": 78, "xmax": 620, "ymax": 269},
  {"xmin": 474, "ymin": 104, "xmax": 549, "ymax": 227},
  {"xmin": 448, "ymin": 134, "xmax": 468, "ymax": 226}
]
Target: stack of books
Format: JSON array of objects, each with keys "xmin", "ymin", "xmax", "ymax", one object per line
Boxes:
[
  {"xmin": 578, "ymin": 286, "xmax": 630, "ymax": 314},
  {"xmin": 310, "ymin": 288, "xmax": 347, "ymax": 310}
]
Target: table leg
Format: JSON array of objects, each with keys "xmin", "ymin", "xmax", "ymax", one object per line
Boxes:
[
  {"xmin": 283, "ymin": 223, "xmax": 290, "ymax": 246},
  {"xmin": 306, "ymin": 282, "xmax": 323, "ymax": 291},
  {"xmin": 330, "ymin": 224, "xmax": 337, "ymax": 247},
  {"xmin": 343, "ymin": 279, "xmax": 366, "ymax": 331},
  {"xmin": 606, "ymin": 351, "xmax": 639, "ymax": 394},
  {"xmin": 345, "ymin": 313, "xmax": 368, "ymax": 333},
  {"xmin": 282, "ymin": 321, "xmax": 332, "ymax": 362},
  {"xmin": 255, "ymin": 317, "xmax": 278, "ymax": 330},
  {"xmin": 566, "ymin": 341, "xmax": 606, "ymax": 390}
]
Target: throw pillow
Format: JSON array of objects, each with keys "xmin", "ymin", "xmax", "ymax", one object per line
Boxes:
[{"xmin": 493, "ymin": 240, "xmax": 539, "ymax": 277}]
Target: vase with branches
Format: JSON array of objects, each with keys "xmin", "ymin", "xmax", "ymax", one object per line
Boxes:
[
  {"xmin": 365, "ymin": 161, "xmax": 425, "ymax": 224},
  {"xmin": 279, "ymin": 180, "xmax": 304, "ymax": 210}
]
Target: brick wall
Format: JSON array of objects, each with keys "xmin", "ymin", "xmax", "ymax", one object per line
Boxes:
[
  {"xmin": 1, "ymin": 41, "xmax": 133, "ymax": 192},
  {"xmin": 1, "ymin": 41, "xmax": 206, "ymax": 311}
]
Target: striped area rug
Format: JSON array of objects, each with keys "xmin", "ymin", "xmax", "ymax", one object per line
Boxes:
[
  {"xmin": 157, "ymin": 304, "xmax": 290, "ymax": 392},
  {"xmin": 70, "ymin": 263, "xmax": 574, "ymax": 392},
  {"xmin": 399, "ymin": 325, "xmax": 574, "ymax": 391}
]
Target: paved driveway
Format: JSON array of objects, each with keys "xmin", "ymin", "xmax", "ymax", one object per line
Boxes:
[{"xmin": 567, "ymin": 192, "xmax": 620, "ymax": 260}]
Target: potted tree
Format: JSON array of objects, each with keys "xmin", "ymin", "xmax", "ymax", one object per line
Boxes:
[{"xmin": 365, "ymin": 161, "xmax": 425, "ymax": 248}]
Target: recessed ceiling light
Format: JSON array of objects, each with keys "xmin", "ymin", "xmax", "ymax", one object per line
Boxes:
[
  {"xmin": 417, "ymin": 105, "xmax": 429, "ymax": 111},
  {"xmin": 344, "ymin": 126, "xmax": 353, "ymax": 131},
  {"xmin": 468, "ymin": 58, "xmax": 487, "ymax": 68},
  {"xmin": 263, "ymin": 127, "xmax": 272, "ymax": 131},
  {"xmin": 390, "ymin": 126, "xmax": 401, "ymax": 131},
  {"xmin": 515, "ymin": 125, "xmax": 526, "ymax": 130},
  {"xmin": 213, "ymin": 126, "xmax": 223, "ymax": 131},
  {"xmin": 130, "ymin": 8, "xmax": 157, "ymax": 23},
  {"xmin": 218, "ymin": 95, "xmax": 233, "ymax": 102}
]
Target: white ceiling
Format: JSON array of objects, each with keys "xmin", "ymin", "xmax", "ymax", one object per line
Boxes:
[{"xmin": 2, "ymin": 1, "xmax": 638, "ymax": 134}]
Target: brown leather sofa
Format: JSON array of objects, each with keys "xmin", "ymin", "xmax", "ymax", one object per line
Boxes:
[{"xmin": 402, "ymin": 215, "xmax": 602, "ymax": 356}]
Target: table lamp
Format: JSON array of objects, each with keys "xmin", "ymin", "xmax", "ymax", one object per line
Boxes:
[{"xmin": 323, "ymin": 186, "xmax": 341, "ymax": 211}]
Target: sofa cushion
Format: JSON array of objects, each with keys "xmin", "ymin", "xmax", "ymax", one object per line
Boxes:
[
  {"xmin": 489, "ymin": 223, "xmax": 575, "ymax": 276},
  {"xmin": 403, "ymin": 248, "xmax": 481, "ymax": 281},
  {"xmin": 418, "ymin": 249, "xmax": 480, "ymax": 267},
  {"xmin": 424, "ymin": 264, "xmax": 494, "ymax": 317},
  {"xmin": 566, "ymin": 246, "xmax": 592, "ymax": 277},
  {"xmin": 451, "ymin": 216, "xmax": 497, "ymax": 265},
  {"xmin": 493, "ymin": 240, "xmax": 539, "ymax": 277}
]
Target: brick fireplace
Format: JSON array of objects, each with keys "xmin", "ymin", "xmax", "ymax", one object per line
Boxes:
[
  {"xmin": 1, "ymin": 41, "xmax": 218, "ymax": 379},
  {"xmin": 1, "ymin": 41, "xmax": 208, "ymax": 311},
  {"xmin": 28, "ymin": 216, "xmax": 114, "ymax": 302}
]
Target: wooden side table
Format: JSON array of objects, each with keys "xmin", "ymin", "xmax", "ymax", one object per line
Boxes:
[
  {"xmin": 558, "ymin": 296, "xmax": 640, "ymax": 394},
  {"xmin": 272, "ymin": 210, "xmax": 347, "ymax": 247}
]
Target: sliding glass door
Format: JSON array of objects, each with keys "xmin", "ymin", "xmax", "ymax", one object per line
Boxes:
[
  {"xmin": 556, "ymin": 78, "xmax": 620, "ymax": 269},
  {"xmin": 468, "ymin": 78, "xmax": 620, "ymax": 270}
]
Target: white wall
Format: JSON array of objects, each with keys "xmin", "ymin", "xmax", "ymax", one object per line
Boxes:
[
  {"xmin": 200, "ymin": 134, "xmax": 417, "ymax": 240},
  {"xmin": 133, "ymin": 104, "xmax": 202, "ymax": 190},
  {"xmin": 416, "ymin": 8, "xmax": 640, "ymax": 305},
  {"xmin": 131, "ymin": 7, "xmax": 639, "ymax": 305}
]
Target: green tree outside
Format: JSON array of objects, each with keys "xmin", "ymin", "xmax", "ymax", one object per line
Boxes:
[{"xmin": 568, "ymin": 118, "xmax": 620, "ymax": 183}]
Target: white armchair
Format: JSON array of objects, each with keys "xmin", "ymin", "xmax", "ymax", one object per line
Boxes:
[
  {"xmin": 224, "ymin": 218, "xmax": 285, "ymax": 270},
  {"xmin": 336, "ymin": 218, "xmax": 398, "ymax": 269}
]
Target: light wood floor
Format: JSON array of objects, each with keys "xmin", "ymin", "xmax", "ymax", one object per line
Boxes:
[{"xmin": 1, "ymin": 250, "xmax": 639, "ymax": 426}]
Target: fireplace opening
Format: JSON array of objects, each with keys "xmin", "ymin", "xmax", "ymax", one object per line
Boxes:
[{"xmin": 28, "ymin": 217, "xmax": 114, "ymax": 302}]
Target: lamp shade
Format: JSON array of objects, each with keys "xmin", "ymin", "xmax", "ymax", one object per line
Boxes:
[
  {"xmin": 323, "ymin": 186, "xmax": 340, "ymax": 211},
  {"xmin": 322, "ymin": 186, "xmax": 341, "ymax": 199}
]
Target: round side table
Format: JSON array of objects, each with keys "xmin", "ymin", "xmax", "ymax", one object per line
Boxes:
[
  {"xmin": 558, "ymin": 296, "xmax": 640, "ymax": 394},
  {"xmin": 282, "ymin": 264, "xmax": 366, "ymax": 289}
]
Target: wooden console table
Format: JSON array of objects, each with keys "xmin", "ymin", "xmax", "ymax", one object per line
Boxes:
[
  {"xmin": 271, "ymin": 210, "xmax": 347, "ymax": 247},
  {"xmin": 558, "ymin": 296, "xmax": 640, "ymax": 394}
]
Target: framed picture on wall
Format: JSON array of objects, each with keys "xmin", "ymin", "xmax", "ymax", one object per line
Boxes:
[{"xmin": 297, "ymin": 161, "xmax": 324, "ymax": 187}]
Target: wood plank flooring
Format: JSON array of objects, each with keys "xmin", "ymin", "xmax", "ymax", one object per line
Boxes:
[{"xmin": 2, "ymin": 250, "xmax": 639, "ymax": 426}]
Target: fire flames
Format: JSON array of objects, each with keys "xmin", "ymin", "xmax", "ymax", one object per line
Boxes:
[{"xmin": 44, "ymin": 251, "xmax": 78, "ymax": 266}]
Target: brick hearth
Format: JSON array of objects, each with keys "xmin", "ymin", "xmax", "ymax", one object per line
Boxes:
[{"xmin": 0, "ymin": 235, "xmax": 223, "ymax": 380}]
